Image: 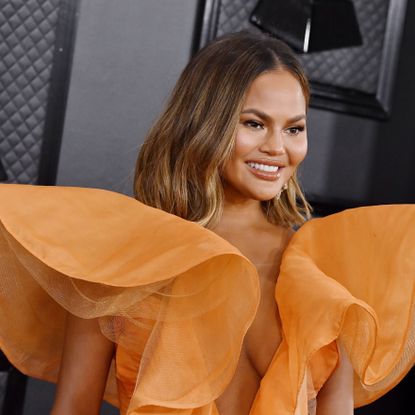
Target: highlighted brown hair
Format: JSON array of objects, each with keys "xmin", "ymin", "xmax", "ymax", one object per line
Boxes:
[{"xmin": 135, "ymin": 31, "xmax": 311, "ymax": 227}]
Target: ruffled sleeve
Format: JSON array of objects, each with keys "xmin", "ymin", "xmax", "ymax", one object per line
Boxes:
[
  {"xmin": 0, "ymin": 184, "xmax": 259, "ymax": 414},
  {"xmin": 253, "ymin": 205, "xmax": 415, "ymax": 414}
]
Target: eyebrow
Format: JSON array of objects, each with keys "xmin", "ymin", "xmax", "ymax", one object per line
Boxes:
[{"xmin": 241, "ymin": 108, "xmax": 306, "ymax": 124}]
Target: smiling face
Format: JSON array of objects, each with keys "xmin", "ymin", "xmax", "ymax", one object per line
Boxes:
[{"xmin": 222, "ymin": 69, "xmax": 308, "ymax": 203}]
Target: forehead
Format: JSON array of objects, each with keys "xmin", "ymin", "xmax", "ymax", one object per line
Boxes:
[{"xmin": 242, "ymin": 69, "xmax": 306, "ymax": 115}]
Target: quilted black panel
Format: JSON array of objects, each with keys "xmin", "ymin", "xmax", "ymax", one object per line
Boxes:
[
  {"xmin": 213, "ymin": 0, "xmax": 390, "ymax": 94},
  {"xmin": 0, "ymin": 0, "xmax": 60, "ymax": 184},
  {"xmin": 216, "ymin": 0, "xmax": 259, "ymax": 36},
  {"xmin": 299, "ymin": 0, "xmax": 388, "ymax": 93}
]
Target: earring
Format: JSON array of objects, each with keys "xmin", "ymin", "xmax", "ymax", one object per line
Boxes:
[{"xmin": 283, "ymin": 183, "xmax": 288, "ymax": 191}]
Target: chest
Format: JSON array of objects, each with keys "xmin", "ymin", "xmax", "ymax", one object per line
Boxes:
[
  {"xmin": 243, "ymin": 261, "xmax": 283, "ymax": 376},
  {"xmin": 213, "ymin": 224, "xmax": 291, "ymax": 413},
  {"xmin": 215, "ymin": 261, "xmax": 283, "ymax": 415},
  {"xmin": 221, "ymin": 232, "xmax": 286, "ymax": 376}
]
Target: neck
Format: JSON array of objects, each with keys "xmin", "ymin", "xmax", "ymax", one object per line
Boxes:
[
  {"xmin": 221, "ymin": 198, "xmax": 266, "ymax": 227},
  {"xmin": 214, "ymin": 187, "xmax": 269, "ymax": 233}
]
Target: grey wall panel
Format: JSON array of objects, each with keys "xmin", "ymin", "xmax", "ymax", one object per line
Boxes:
[
  {"xmin": 300, "ymin": 108, "xmax": 379, "ymax": 205},
  {"xmin": 301, "ymin": 0, "xmax": 415, "ymax": 207},
  {"xmin": 56, "ymin": 0, "xmax": 198, "ymax": 194},
  {"xmin": 23, "ymin": 1, "xmax": 198, "ymax": 413}
]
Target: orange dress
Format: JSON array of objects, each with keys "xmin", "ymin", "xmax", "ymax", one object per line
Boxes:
[{"xmin": 0, "ymin": 184, "xmax": 413, "ymax": 414}]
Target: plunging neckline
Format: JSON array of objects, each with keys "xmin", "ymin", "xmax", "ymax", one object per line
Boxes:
[
  {"xmin": 214, "ymin": 336, "xmax": 286, "ymax": 415},
  {"xmin": 214, "ymin": 267, "xmax": 285, "ymax": 415}
]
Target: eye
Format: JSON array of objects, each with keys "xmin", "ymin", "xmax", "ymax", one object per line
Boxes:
[
  {"xmin": 285, "ymin": 126, "xmax": 305, "ymax": 136},
  {"xmin": 243, "ymin": 119, "xmax": 264, "ymax": 130}
]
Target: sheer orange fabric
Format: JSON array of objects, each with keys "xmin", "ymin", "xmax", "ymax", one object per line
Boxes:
[
  {"xmin": 0, "ymin": 184, "xmax": 414, "ymax": 414},
  {"xmin": 274, "ymin": 205, "xmax": 415, "ymax": 412},
  {"xmin": 0, "ymin": 184, "xmax": 258, "ymax": 414}
]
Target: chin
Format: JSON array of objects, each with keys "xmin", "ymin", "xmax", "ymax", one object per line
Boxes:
[
  {"xmin": 223, "ymin": 179, "xmax": 281, "ymax": 202},
  {"xmin": 249, "ymin": 190, "xmax": 280, "ymax": 202},
  {"xmin": 244, "ymin": 180, "xmax": 284, "ymax": 202}
]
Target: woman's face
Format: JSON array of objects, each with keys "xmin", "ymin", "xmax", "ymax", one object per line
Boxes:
[{"xmin": 222, "ymin": 69, "xmax": 307, "ymax": 202}]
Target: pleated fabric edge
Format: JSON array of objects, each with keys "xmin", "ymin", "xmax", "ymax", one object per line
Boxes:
[
  {"xmin": 275, "ymin": 205, "xmax": 415, "ymax": 412},
  {"xmin": 0, "ymin": 184, "xmax": 260, "ymax": 412}
]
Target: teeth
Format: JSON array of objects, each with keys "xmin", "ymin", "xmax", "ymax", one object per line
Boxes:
[{"xmin": 247, "ymin": 162, "xmax": 279, "ymax": 173}]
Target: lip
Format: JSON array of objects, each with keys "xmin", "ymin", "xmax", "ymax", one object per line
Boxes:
[{"xmin": 245, "ymin": 161, "xmax": 284, "ymax": 182}]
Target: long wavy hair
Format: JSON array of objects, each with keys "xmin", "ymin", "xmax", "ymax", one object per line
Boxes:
[{"xmin": 134, "ymin": 31, "xmax": 311, "ymax": 228}]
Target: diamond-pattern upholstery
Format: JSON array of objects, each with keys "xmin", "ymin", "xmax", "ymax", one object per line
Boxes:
[
  {"xmin": 300, "ymin": 0, "xmax": 388, "ymax": 93},
  {"xmin": 217, "ymin": 0, "xmax": 258, "ymax": 34},
  {"xmin": 0, "ymin": 0, "xmax": 60, "ymax": 184},
  {"xmin": 213, "ymin": 0, "xmax": 390, "ymax": 94}
]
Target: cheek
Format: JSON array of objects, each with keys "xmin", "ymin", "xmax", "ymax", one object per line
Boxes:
[
  {"xmin": 223, "ymin": 131, "xmax": 255, "ymax": 182},
  {"xmin": 232, "ymin": 129, "xmax": 260, "ymax": 159},
  {"xmin": 287, "ymin": 138, "xmax": 308, "ymax": 166}
]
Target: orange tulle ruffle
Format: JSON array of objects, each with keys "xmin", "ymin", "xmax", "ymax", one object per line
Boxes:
[{"xmin": 0, "ymin": 184, "xmax": 413, "ymax": 414}]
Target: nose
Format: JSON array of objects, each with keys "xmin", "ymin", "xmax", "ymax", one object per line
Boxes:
[{"xmin": 259, "ymin": 130, "xmax": 286, "ymax": 155}]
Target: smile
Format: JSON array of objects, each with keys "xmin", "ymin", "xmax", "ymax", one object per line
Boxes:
[
  {"xmin": 247, "ymin": 162, "xmax": 279, "ymax": 173},
  {"xmin": 245, "ymin": 161, "xmax": 283, "ymax": 182}
]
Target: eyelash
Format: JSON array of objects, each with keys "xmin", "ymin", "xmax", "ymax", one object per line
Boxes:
[
  {"xmin": 243, "ymin": 120, "xmax": 305, "ymax": 136},
  {"xmin": 244, "ymin": 120, "xmax": 264, "ymax": 129},
  {"xmin": 286, "ymin": 126, "xmax": 305, "ymax": 136}
]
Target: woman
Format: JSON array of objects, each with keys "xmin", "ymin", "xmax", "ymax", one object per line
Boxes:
[
  {"xmin": 0, "ymin": 32, "xmax": 413, "ymax": 415},
  {"xmin": 134, "ymin": 31, "xmax": 350, "ymax": 415}
]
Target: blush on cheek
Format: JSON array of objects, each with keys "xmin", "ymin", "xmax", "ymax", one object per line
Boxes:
[
  {"xmin": 233, "ymin": 132, "xmax": 258, "ymax": 156},
  {"xmin": 287, "ymin": 141, "xmax": 308, "ymax": 166}
]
